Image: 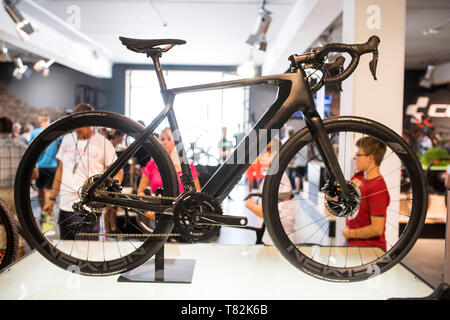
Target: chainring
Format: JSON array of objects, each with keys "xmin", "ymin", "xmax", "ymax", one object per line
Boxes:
[{"xmin": 173, "ymin": 191, "xmax": 222, "ymax": 243}]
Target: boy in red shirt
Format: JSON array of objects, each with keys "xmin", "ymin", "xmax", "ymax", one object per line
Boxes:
[{"xmin": 342, "ymin": 136, "xmax": 390, "ymax": 251}]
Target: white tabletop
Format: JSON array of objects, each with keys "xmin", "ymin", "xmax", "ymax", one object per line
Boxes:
[{"xmin": 0, "ymin": 243, "xmax": 433, "ymax": 300}]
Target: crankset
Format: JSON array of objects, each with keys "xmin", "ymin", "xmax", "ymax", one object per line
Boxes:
[
  {"xmin": 173, "ymin": 191, "xmax": 249, "ymax": 242},
  {"xmin": 192, "ymin": 212, "xmax": 248, "ymax": 227}
]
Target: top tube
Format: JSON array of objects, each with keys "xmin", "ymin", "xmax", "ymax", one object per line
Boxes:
[{"xmin": 165, "ymin": 73, "xmax": 293, "ymax": 95}]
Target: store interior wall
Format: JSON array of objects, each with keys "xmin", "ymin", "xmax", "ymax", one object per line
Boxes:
[
  {"xmin": 1, "ymin": 60, "xmax": 447, "ymax": 136},
  {"xmin": 0, "ymin": 62, "xmax": 112, "ymax": 112},
  {"xmin": 404, "ymin": 69, "xmax": 450, "ymax": 130}
]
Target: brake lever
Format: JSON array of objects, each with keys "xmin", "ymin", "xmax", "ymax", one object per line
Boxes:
[{"xmin": 369, "ymin": 50, "xmax": 378, "ymax": 80}]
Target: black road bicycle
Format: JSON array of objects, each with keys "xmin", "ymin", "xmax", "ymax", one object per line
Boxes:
[
  {"xmin": 0, "ymin": 200, "xmax": 19, "ymax": 269},
  {"xmin": 15, "ymin": 35, "xmax": 428, "ymax": 282}
]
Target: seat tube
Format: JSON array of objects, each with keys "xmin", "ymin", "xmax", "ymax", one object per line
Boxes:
[{"xmin": 151, "ymin": 55, "xmax": 194, "ymax": 190}]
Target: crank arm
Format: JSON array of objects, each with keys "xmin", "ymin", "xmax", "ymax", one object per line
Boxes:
[{"xmin": 193, "ymin": 213, "xmax": 248, "ymax": 227}]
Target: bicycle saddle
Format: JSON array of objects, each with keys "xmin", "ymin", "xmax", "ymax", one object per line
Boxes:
[{"xmin": 119, "ymin": 37, "xmax": 186, "ymax": 56}]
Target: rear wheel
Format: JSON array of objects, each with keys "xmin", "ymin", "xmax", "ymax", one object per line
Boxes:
[
  {"xmin": 263, "ymin": 116, "xmax": 427, "ymax": 281},
  {"xmin": 15, "ymin": 111, "xmax": 178, "ymax": 275}
]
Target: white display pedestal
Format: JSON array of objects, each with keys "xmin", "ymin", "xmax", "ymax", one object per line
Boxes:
[
  {"xmin": 0, "ymin": 243, "xmax": 432, "ymax": 300},
  {"xmin": 445, "ymin": 190, "xmax": 450, "ymax": 284}
]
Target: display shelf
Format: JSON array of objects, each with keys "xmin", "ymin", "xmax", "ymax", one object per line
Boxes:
[
  {"xmin": 400, "ymin": 193, "xmax": 447, "ymax": 238},
  {"xmin": 0, "ymin": 243, "xmax": 432, "ymax": 300}
]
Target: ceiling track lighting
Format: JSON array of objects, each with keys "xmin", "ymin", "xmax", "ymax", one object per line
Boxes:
[
  {"xmin": 0, "ymin": 41, "xmax": 12, "ymax": 62},
  {"xmin": 33, "ymin": 57, "xmax": 55, "ymax": 77},
  {"xmin": 246, "ymin": 0, "xmax": 272, "ymax": 52},
  {"xmin": 3, "ymin": 0, "xmax": 37, "ymax": 41},
  {"xmin": 237, "ymin": 53, "xmax": 258, "ymax": 78},
  {"xmin": 147, "ymin": 0, "xmax": 168, "ymax": 28},
  {"xmin": 12, "ymin": 56, "xmax": 31, "ymax": 80},
  {"xmin": 422, "ymin": 18, "xmax": 450, "ymax": 36},
  {"xmin": 419, "ymin": 64, "xmax": 435, "ymax": 89}
]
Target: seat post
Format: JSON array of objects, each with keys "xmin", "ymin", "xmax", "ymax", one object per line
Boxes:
[{"xmin": 151, "ymin": 55, "xmax": 168, "ymax": 92}]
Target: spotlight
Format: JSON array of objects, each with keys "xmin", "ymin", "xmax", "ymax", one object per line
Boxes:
[
  {"xmin": 419, "ymin": 65, "xmax": 435, "ymax": 89},
  {"xmin": 13, "ymin": 57, "xmax": 30, "ymax": 80},
  {"xmin": 33, "ymin": 58, "xmax": 55, "ymax": 77},
  {"xmin": 237, "ymin": 58, "xmax": 257, "ymax": 78},
  {"xmin": 0, "ymin": 42, "xmax": 11, "ymax": 62},
  {"xmin": 3, "ymin": 0, "xmax": 37, "ymax": 41},
  {"xmin": 422, "ymin": 18, "xmax": 450, "ymax": 36},
  {"xmin": 246, "ymin": 0, "xmax": 271, "ymax": 52}
]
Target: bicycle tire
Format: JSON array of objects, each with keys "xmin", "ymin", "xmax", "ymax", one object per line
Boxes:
[
  {"xmin": 0, "ymin": 200, "xmax": 19, "ymax": 269},
  {"xmin": 263, "ymin": 116, "xmax": 427, "ymax": 282},
  {"xmin": 15, "ymin": 111, "xmax": 179, "ymax": 275}
]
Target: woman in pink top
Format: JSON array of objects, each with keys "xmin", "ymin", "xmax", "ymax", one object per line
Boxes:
[{"xmin": 138, "ymin": 127, "xmax": 200, "ymax": 199}]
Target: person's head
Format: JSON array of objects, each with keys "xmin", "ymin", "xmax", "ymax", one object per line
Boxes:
[
  {"xmin": 37, "ymin": 112, "xmax": 50, "ymax": 127},
  {"xmin": 265, "ymin": 138, "xmax": 281, "ymax": 155},
  {"xmin": 13, "ymin": 122, "xmax": 21, "ymax": 136},
  {"xmin": 111, "ymin": 130, "xmax": 125, "ymax": 147},
  {"xmin": 73, "ymin": 103, "xmax": 94, "ymax": 139},
  {"xmin": 288, "ymin": 129, "xmax": 295, "ymax": 138},
  {"xmin": 22, "ymin": 123, "xmax": 33, "ymax": 134},
  {"xmin": 160, "ymin": 127, "xmax": 175, "ymax": 154},
  {"xmin": 259, "ymin": 138, "xmax": 280, "ymax": 168},
  {"xmin": 222, "ymin": 127, "xmax": 227, "ymax": 137},
  {"xmin": 73, "ymin": 103, "xmax": 94, "ymax": 114},
  {"xmin": 0, "ymin": 117, "xmax": 13, "ymax": 134},
  {"xmin": 354, "ymin": 136, "xmax": 387, "ymax": 172},
  {"xmin": 98, "ymin": 127, "xmax": 107, "ymax": 137}
]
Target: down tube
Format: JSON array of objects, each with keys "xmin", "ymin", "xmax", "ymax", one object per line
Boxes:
[{"xmin": 201, "ymin": 84, "xmax": 292, "ymax": 202}]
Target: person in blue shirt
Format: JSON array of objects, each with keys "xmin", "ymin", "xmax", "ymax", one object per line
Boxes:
[{"xmin": 29, "ymin": 113, "xmax": 61, "ymax": 231}]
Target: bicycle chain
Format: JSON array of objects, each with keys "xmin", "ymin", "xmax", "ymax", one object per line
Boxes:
[
  {"xmin": 77, "ymin": 191, "xmax": 201, "ymax": 238},
  {"xmin": 95, "ymin": 190, "xmax": 176, "ymax": 202},
  {"xmin": 75, "ymin": 232, "xmax": 182, "ymax": 238}
]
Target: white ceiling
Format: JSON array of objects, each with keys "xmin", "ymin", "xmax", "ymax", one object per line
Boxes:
[
  {"xmin": 32, "ymin": 0, "xmax": 296, "ymax": 66},
  {"xmin": 2, "ymin": 0, "xmax": 450, "ymax": 75},
  {"xmin": 405, "ymin": 0, "xmax": 450, "ymax": 69}
]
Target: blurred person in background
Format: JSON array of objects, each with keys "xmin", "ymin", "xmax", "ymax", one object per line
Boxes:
[
  {"xmin": 29, "ymin": 113, "xmax": 61, "ymax": 233},
  {"xmin": 0, "ymin": 116, "xmax": 27, "ymax": 258}
]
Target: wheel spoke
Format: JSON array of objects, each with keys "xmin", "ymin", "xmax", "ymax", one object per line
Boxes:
[
  {"xmin": 17, "ymin": 117, "xmax": 177, "ymax": 275},
  {"xmin": 266, "ymin": 122, "xmax": 425, "ymax": 280}
]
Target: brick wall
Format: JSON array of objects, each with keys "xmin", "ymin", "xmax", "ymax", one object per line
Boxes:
[{"xmin": 0, "ymin": 89, "xmax": 66, "ymax": 129}]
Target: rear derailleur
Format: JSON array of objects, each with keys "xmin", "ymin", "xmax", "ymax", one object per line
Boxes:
[{"xmin": 69, "ymin": 175, "xmax": 122, "ymax": 234}]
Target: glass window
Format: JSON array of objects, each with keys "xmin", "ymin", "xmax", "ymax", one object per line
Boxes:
[{"xmin": 125, "ymin": 69, "xmax": 247, "ymax": 164}]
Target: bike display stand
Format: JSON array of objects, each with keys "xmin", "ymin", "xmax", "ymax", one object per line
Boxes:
[
  {"xmin": 423, "ymin": 189, "xmax": 450, "ymax": 299},
  {"xmin": 439, "ymin": 189, "xmax": 450, "ymax": 296},
  {"xmin": 117, "ymin": 244, "xmax": 195, "ymax": 283},
  {"xmin": 389, "ymin": 189, "xmax": 450, "ymax": 300}
]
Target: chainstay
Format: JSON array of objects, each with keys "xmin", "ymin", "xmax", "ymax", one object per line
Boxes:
[
  {"xmin": 95, "ymin": 190, "xmax": 176, "ymax": 202},
  {"xmin": 81, "ymin": 191, "xmax": 203, "ymax": 237},
  {"xmin": 81, "ymin": 191, "xmax": 202, "ymax": 237}
]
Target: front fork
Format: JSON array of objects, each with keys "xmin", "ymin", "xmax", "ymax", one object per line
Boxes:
[{"xmin": 303, "ymin": 110, "xmax": 352, "ymax": 201}]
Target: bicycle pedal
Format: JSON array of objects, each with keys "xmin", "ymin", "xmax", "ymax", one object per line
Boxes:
[{"xmin": 192, "ymin": 213, "xmax": 248, "ymax": 227}]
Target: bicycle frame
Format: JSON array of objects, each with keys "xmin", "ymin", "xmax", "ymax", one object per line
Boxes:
[{"xmin": 88, "ymin": 54, "xmax": 352, "ymax": 211}]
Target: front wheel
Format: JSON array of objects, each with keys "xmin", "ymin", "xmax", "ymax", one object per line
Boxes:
[
  {"xmin": 15, "ymin": 111, "xmax": 179, "ymax": 275},
  {"xmin": 263, "ymin": 116, "xmax": 427, "ymax": 282}
]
